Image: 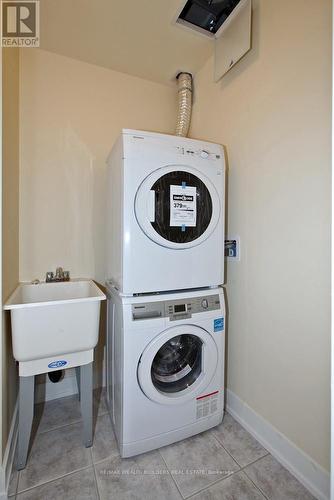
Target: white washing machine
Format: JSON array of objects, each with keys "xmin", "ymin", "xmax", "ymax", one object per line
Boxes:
[
  {"xmin": 106, "ymin": 283, "xmax": 225, "ymax": 458},
  {"xmin": 106, "ymin": 129, "xmax": 225, "ymax": 295}
]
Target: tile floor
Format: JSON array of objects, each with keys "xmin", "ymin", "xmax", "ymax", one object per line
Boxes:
[{"xmin": 8, "ymin": 390, "xmax": 315, "ymax": 500}]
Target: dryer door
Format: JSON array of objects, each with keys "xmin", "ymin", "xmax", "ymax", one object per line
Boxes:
[
  {"xmin": 137, "ymin": 324, "xmax": 218, "ymax": 405},
  {"xmin": 135, "ymin": 165, "xmax": 221, "ymax": 249}
]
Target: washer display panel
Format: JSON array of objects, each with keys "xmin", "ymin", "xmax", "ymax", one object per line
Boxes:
[
  {"xmin": 138, "ymin": 324, "xmax": 218, "ymax": 404},
  {"xmin": 135, "ymin": 166, "xmax": 221, "ymax": 250}
]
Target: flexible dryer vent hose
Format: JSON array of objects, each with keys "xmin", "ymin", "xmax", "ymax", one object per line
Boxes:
[{"xmin": 175, "ymin": 72, "xmax": 193, "ymax": 137}]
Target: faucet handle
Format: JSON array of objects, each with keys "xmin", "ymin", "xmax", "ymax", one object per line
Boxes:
[
  {"xmin": 46, "ymin": 271, "xmax": 54, "ymax": 282},
  {"xmin": 55, "ymin": 267, "xmax": 64, "ymax": 279}
]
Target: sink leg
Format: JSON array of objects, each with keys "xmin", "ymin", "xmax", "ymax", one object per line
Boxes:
[
  {"xmin": 80, "ymin": 362, "xmax": 93, "ymax": 448},
  {"xmin": 17, "ymin": 375, "xmax": 34, "ymax": 470},
  {"xmin": 75, "ymin": 366, "xmax": 81, "ymax": 401}
]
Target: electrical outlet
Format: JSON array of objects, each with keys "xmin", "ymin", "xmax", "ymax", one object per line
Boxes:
[{"xmin": 225, "ymin": 236, "xmax": 240, "ymax": 261}]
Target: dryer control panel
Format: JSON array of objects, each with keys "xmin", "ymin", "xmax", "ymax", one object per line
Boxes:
[
  {"xmin": 132, "ymin": 294, "xmax": 220, "ymax": 321},
  {"xmin": 176, "ymin": 146, "xmax": 222, "ymax": 161}
]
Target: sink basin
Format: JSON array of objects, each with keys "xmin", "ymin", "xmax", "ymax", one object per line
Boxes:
[{"xmin": 4, "ymin": 280, "xmax": 106, "ymax": 375}]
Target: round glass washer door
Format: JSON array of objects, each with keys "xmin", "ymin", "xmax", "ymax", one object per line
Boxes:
[
  {"xmin": 137, "ymin": 325, "xmax": 218, "ymax": 405},
  {"xmin": 135, "ymin": 165, "xmax": 221, "ymax": 250}
]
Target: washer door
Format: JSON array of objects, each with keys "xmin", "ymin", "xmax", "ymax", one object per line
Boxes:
[
  {"xmin": 135, "ymin": 165, "xmax": 221, "ymax": 249},
  {"xmin": 137, "ymin": 324, "xmax": 218, "ymax": 405}
]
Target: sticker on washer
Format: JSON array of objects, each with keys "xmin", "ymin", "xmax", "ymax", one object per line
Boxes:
[
  {"xmin": 170, "ymin": 185, "xmax": 197, "ymax": 227},
  {"xmin": 196, "ymin": 390, "xmax": 219, "ymax": 419},
  {"xmin": 214, "ymin": 317, "xmax": 224, "ymax": 332}
]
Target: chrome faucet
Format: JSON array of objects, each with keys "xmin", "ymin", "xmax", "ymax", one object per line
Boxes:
[{"xmin": 46, "ymin": 267, "xmax": 70, "ymax": 282}]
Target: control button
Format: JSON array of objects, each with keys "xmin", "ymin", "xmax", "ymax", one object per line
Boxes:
[
  {"xmin": 201, "ymin": 299, "xmax": 208, "ymax": 309},
  {"xmin": 200, "ymin": 150, "xmax": 209, "ymax": 159}
]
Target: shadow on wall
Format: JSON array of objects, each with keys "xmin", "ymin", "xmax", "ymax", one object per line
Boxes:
[
  {"xmin": 2, "ymin": 311, "xmax": 18, "ymax": 456},
  {"xmin": 61, "ymin": 124, "xmax": 107, "ymax": 282},
  {"xmin": 222, "ymin": 146, "xmax": 230, "ymax": 400}
]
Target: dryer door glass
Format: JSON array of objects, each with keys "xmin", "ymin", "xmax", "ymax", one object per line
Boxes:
[
  {"xmin": 151, "ymin": 171, "xmax": 212, "ymax": 243},
  {"xmin": 151, "ymin": 334, "xmax": 202, "ymax": 394}
]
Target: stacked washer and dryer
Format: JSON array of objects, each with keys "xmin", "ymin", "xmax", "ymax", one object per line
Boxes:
[{"xmin": 106, "ymin": 129, "xmax": 226, "ymax": 457}]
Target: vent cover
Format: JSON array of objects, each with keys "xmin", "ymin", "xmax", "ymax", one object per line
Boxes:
[{"xmin": 177, "ymin": 0, "xmax": 241, "ymax": 35}]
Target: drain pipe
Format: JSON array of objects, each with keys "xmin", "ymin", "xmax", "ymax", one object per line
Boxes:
[{"xmin": 175, "ymin": 72, "xmax": 193, "ymax": 137}]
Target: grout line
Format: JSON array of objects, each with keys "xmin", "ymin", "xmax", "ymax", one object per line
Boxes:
[
  {"xmin": 183, "ymin": 454, "xmax": 271, "ymax": 500},
  {"xmin": 14, "ymin": 470, "xmax": 20, "ymax": 498},
  {"xmin": 16, "ymin": 464, "xmax": 93, "ymax": 495},
  {"xmin": 156, "ymin": 434, "xmax": 240, "ymax": 500},
  {"xmin": 242, "ymin": 463, "xmax": 271, "ymax": 500},
  {"xmin": 11, "ymin": 470, "xmax": 20, "ymax": 499},
  {"xmin": 92, "ymin": 452, "xmax": 122, "ymax": 467},
  {"xmin": 16, "ymin": 470, "xmax": 20, "ymax": 497},
  {"xmin": 36, "ymin": 418, "xmax": 83, "ymax": 435},
  {"xmin": 90, "ymin": 448, "xmax": 101, "ymax": 500},
  {"xmin": 210, "ymin": 431, "xmax": 241, "ymax": 466},
  {"xmin": 158, "ymin": 450, "xmax": 184, "ymax": 500},
  {"xmin": 184, "ymin": 455, "xmax": 270, "ymax": 500},
  {"xmin": 34, "ymin": 408, "xmax": 108, "ymax": 437},
  {"xmin": 210, "ymin": 425, "xmax": 270, "ymax": 469},
  {"xmin": 145, "ymin": 425, "xmax": 271, "ymax": 500},
  {"xmin": 183, "ymin": 472, "xmax": 237, "ymax": 500}
]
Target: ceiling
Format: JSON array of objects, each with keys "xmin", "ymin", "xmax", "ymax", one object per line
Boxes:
[{"xmin": 39, "ymin": 0, "xmax": 214, "ymax": 85}]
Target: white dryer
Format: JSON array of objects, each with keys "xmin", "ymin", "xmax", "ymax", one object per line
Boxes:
[
  {"xmin": 106, "ymin": 129, "xmax": 225, "ymax": 295},
  {"xmin": 106, "ymin": 284, "xmax": 225, "ymax": 458}
]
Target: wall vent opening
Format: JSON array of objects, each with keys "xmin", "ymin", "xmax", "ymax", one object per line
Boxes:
[{"xmin": 177, "ymin": 0, "xmax": 241, "ymax": 36}]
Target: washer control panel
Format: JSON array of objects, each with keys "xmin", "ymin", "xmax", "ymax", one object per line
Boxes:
[{"xmin": 132, "ymin": 294, "xmax": 220, "ymax": 321}]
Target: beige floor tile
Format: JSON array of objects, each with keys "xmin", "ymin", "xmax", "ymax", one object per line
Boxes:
[
  {"xmin": 213, "ymin": 413, "xmax": 268, "ymax": 467},
  {"xmin": 95, "ymin": 450, "xmax": 182, "ymax": 500},
  {"xmin": 159, "ymin": 430, "xmax": 239, "ymax": 498},
  {"xmin": 191, "ymin": 471, "xmax": 266, "ymax": 499},
  {"xmin": 16, "ymin": 467, "xmax": 98, "ymax": 500},
  {"xmin": 91, "ymin": 413, "xmax": 119, "ymax": 463},
  {"xmin": 34, "ymin": 388, "xmax": 108, "ymax": 435},
  {"xmin": 34, "ymin": 395, "xmax": 82, "ymax": 434},
  {"xmin": 244, "ymin": 454, "xmax": 315, "ymax": 499},
  {"xmin": 18, "ymin": 422, "xmax": 92, "ymax": 492}
]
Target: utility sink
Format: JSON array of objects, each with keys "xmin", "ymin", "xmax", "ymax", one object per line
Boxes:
[{"xmin": 4, "ymin": 280, "xmax": 106, "ymax": 375}]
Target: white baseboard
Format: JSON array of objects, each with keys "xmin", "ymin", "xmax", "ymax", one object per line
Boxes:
[
  {"xmin": 0, "ymin": 401, "xmax": 18, "ymax": 498},
  {"xmin": 226, "ymin": 389, "xmax": 330, "ymax": 500}
]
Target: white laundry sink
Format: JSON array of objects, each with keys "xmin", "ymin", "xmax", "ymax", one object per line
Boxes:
[{"xmin": 4, "ymin": 280, "xmax": 106, "ymax": 374}]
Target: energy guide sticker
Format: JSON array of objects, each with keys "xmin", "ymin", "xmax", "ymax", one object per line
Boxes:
[{"xmin": 170, "ymin": 185, "xmax": 197, "ymax": 227}]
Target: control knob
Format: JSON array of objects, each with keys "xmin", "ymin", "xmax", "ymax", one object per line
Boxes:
[
  {"xmin": 200, "ymin": 150, "xmax": 209, "ymax": 159},
  {"xmin": 201, "ymin": 299, "xmax": 208, "ymax": 309}
]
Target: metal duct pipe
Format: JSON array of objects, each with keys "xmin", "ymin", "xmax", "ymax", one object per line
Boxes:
[{"xmin": 175, "ymin": 72, "xmax": 193, "ymax": 137}]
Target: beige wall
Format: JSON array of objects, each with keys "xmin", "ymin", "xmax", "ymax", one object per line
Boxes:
[
  {"xmin": 19, "ymin": 49, "xmax": 176, "ymax": 283},
  {"xmin": 191, "ymin": 0, "xmax": 331, "ymax": 471},
  {"xmin": 2, "ymin": 48, "xmax": 20, "ymax": 458}
]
